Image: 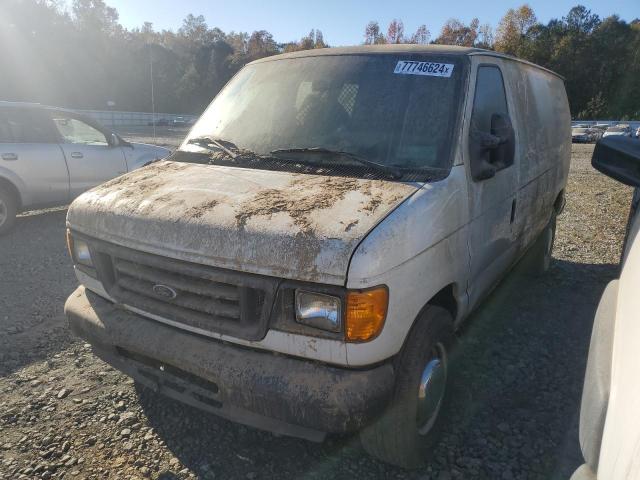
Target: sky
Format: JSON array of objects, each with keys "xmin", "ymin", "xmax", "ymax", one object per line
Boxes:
[{"xmin": 102, "ymin": 0, "xmax": 637, "ymax": 46}]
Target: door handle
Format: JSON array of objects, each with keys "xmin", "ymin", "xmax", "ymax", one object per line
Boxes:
[
  {"xmin": 510, "ymin": 199, "xmax": 517, "ymax": 223},
  {"xmin": 1, "ymin": 153, "xmax": 18, "ymax": 161},
  {"xmin": 70, "ymin": 152, "xmax": 84, "ymax": 159}
]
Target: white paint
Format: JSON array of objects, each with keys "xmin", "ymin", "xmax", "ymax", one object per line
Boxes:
[{"xmin": 597, "ymin": 211, "xmax": 640, "ymax": 479}]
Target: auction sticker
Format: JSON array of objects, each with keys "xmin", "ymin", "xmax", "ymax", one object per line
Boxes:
[{"xmin": 394, "ymin": 60, "xmax": 454, "ymax": 77}]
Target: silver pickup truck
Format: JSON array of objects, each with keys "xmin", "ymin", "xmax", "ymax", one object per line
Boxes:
[{"xmin": 0, "ymin": 102, "xmax": 170, "ymax": 234}]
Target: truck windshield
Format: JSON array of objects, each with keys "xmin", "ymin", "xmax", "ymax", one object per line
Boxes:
[{"xmin": 180, "ymin": 54, "xmax": 464, "ymax": 181}]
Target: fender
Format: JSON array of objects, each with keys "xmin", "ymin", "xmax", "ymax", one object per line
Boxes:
[{"xmin": 0, "ymin": 166, "xmax": 28, "ymax": 208}]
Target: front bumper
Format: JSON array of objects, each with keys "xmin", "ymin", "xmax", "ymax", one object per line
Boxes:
[{"xmin": 65, "ymin": 286, "xmax": 395, "ymax": 441}]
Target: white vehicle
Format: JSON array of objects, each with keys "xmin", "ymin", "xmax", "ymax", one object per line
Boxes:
[
  {"xmin": 0, "ymin": 102, "xmax": 171, "ymax": 234},
  {"xmin": 572, "ymin": 136, "xmax": 640, "ymax": 480},
  {"xmin": 602, "ymin": 124, "xmax": 632, "ymax": 138},
  {"xmin": 64, "ymin": 45, "xmax": 571, "ymax": 467},
  {"xmin": 572, "ymin": 127, "xmax": 595, "ymax": 143}
]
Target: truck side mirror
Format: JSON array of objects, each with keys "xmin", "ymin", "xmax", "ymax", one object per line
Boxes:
[
  {"xmin": 469, "ymin": 113, "xmax": 515, "ymax": 181},
  {"xmin": 592, "ymin": 136, "xmax": 640, "ymax": 187}
]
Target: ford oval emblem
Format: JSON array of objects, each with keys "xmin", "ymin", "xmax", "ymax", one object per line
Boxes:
[{"xmin": 152, "ymin": 284, "xmax": 177, "ymax": 300}]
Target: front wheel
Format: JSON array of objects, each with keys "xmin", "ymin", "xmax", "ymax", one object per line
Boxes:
[
  {"xmin": 525, "ymin": 214, "xmax": 556, "ymax": 275},
  {"xmin": 359, "ymin": 306, "xmax": 454, "ymax": 468}
]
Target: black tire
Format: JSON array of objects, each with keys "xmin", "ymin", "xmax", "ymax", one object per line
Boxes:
[
  {"xmin": 0, "ymin": 186, "xmax": 18, "ymax": 236},
  {"xmin": 359, "ymin": 306, "xmax": 454, "ymax": 468},
  {"xmin": 525, "ymin": 214, "xmax": 556, "ymax": 276}
]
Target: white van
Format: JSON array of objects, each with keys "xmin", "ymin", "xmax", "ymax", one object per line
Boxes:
[{"xmin": 64, "ymin": 45, "xmax": 570, "ymax": 467}]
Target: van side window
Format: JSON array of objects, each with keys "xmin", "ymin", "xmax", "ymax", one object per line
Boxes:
[{"xmin": 469, "ymin": 66, "xmax": 515, "ymax": 177}]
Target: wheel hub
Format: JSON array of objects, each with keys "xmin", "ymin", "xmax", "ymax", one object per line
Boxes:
[{"xmin": 416, "ymin": 343, "xmax": 447, "ymax": 435}]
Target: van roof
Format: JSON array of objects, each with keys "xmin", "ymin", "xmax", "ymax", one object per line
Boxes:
[{"xmin": 249, "ymin": 44, "xmax": 564, "ymax": 80}]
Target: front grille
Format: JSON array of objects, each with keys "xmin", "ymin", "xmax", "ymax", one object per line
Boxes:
[
  {"xmin": 113, "ymin": 258, "xmax": 241, "ymax": 322},
  {"xmin": 88, "ymin": 239, "xmax": 278, "ymax": 341}
]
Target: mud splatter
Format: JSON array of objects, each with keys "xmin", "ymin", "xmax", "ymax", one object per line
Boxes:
[
  {"xmin": 188, "ymin": 200, "xmax": 220, "ymax": 219},
  {"xmin": 235, "ymin": 176, "xmax": 362, "ymax": 233},
  {"xmin": 344, "ymin": 220, "xmax": 359, "ymax": 232}
]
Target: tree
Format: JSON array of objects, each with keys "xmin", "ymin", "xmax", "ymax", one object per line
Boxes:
[
  {"xmin": 72, "ymin": 0, "xmax": 120, "ymax": 36},
  {"xmin": 409, "ymin": 25, "xmax": 431, "ymax": 44},
  {"xmin": 494, "ymin": 5, "xmax": 538, "ymax": 55},
  {"xmin": 476, "ymin": 23, "xmax": 494, "ymax": 49},
  {"xmin": 387, "ymin": 19, "xmax": 405, "ymax": 44},
  {"xmin": 246, "ymin": 30, "xmax": 278, "ymax": 60},
  {"xmin": 364, "ymin": 21, "xmax": 386, "ymax": 44},
  {"xmin": 434, "ymin": 18, "xmax": 479, "ymax": 46}
]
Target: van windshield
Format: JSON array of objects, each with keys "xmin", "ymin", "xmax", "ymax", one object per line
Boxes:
[{"xmin": 179, "ymin": 54, "xmax": 464, "ymax": 181}]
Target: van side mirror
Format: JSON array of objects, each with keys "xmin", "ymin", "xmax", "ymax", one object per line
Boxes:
[
  {"xmin": 470, "ymin": 113, "xmax": 515, "ymax": 181},
  {"xmin": 592, "ymin": 136, "xmax": 640, "ymax": 187}
]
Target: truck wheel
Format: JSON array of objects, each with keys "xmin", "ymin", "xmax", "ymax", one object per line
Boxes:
[
  {"xmin": 526, "ymin": 214, "xmax": 556, "ymax": 275},
  {"xmin": 359, "ymin": 306, "xmax": 454, "ymax": 468},
  {"xmin": 0, "ymin": 186, "xmax": 17, "ymax": 235}
]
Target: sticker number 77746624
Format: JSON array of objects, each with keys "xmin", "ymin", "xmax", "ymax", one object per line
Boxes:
[{"xmin": 393, "ymin": 60, "xmax": 454, "ymax": 78}]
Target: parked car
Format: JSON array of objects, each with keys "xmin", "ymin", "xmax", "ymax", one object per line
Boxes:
[
  {"xmin": 603, "ymin": 124, "xmax": 632, "ymax": 138},
  {"xmin": 64, "ymin": 45, "xmax": 571, "ymax": 468},
  {"xmin": 0, "ymin": 102, "xmax": 171, "ymax": 234},
  {"xmin": 589, "ymin": 126, "xmax": 606, "ymax": 141},
  {"xmin": 571, "ymin": 136, "xmax": 640, "ymax": 480},
  {"xmin": 636, "ymin": 126, "xmax": 640, "ymax": 139},
  {"xmin": 172, "ymin": 116, "xmax": 187, "ymax": 126},
  {"xmin": 572, "ymin": 127, "xmax": 595, "ymax": 143}
]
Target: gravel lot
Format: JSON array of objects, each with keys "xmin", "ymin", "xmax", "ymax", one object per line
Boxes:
[{"xmin": 0, "ymin": 141, "xmax": 632, "ymax": 480}]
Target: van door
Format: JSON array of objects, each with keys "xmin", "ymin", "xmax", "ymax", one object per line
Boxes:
[
  {"xmin": 465, "ymin": 59, "xmax": 519, "ymax": 309},
  {"xmin": 49, "ymin": 112, "xmax": 128, "ymax": 199},
  {"xmin": 0, "ymin": 107, "xmax": 70, "ymax": 207}
]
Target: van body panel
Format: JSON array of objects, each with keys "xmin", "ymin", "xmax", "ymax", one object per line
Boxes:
[
  {"xmin": 346, "ymin": 165, "xmax": 469, "ymax": 365},
  {"xmin": 464, "ymin": 55, "xmax": 570, "ymax": 310},
  {"xmin": 502, "ymin": 60, "xmax": 571, "ymax": 249},
  {"xmin": 464, "ymin": 56, "xmax": 521, "ymax": 310},
  {"xmin": 67, "ymin": 160, "xmax": 419, "ymax": 286}
]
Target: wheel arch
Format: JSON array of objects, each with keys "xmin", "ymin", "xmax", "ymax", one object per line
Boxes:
[
  {"xmin": 554, "ymin": 189, "xmax": 566, "ymax": 215},
  {"xmin": 0, "ymin": 175, "xmax": 22, "ymax": 211},
  {"xmin": 399, "ymin": 283, "xmax": 459, "ymax": 355}
]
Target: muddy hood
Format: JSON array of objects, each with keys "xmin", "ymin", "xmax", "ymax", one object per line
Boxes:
[{"xmin": 67, "ymin": 161, "xmax": 418, "ymax": 285}]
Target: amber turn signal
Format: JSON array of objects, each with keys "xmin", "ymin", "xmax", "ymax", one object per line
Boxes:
[{"xmin": 345, "ymin": 286, "xmax": 388, "ymax": 342}]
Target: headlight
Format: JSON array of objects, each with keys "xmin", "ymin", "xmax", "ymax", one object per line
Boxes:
[
  {"xmin": 66, "ymin": 230, "xmax": 93, "ymax": 268},
  {"xmin": 295, "ymin": 290, "xmax": 341, "ymax": 333}
]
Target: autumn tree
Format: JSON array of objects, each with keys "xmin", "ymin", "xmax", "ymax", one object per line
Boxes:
[
  {"xmin": 494, "ymin": 5, "xmax": 538, "ymax": 55},
  {"xmin": 434, "ymin": 18, "xmax": 480, "ymax": 46},
  {"xmin": 387, "ymin": 19, "xmax": 405, "ymax": 44}
]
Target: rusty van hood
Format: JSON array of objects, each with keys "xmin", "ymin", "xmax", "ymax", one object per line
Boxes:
[{"xmin": 67, "ymin": 161, "xmax": 419, "ymax": 285}]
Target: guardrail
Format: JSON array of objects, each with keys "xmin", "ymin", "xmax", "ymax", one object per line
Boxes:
[{"xmin": 78, "ymin": 109, "xmax": 198, "ymax": 127}]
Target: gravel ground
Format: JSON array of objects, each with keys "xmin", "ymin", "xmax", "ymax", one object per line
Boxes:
[{"xmin": 0, "ymin": 142, "xmax": 632, "ymax": 480}]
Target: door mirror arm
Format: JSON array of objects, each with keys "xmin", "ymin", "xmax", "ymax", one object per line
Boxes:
[
  {"xmin": 109, "ymin": 133, "xmax": 133, "ymax": 149},
  {"xmin": 472, "ymin": 130, "xmax": 505, "ymax": 151}
]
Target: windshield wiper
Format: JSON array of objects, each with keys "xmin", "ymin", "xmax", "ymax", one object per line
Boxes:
[
  {"xmin": 188, "ymin": 136, "xmax": 238, "ymax": 159},
  {"xmin": 270, "ymin": 147, "xmax": 403, "ymax": 179}
]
